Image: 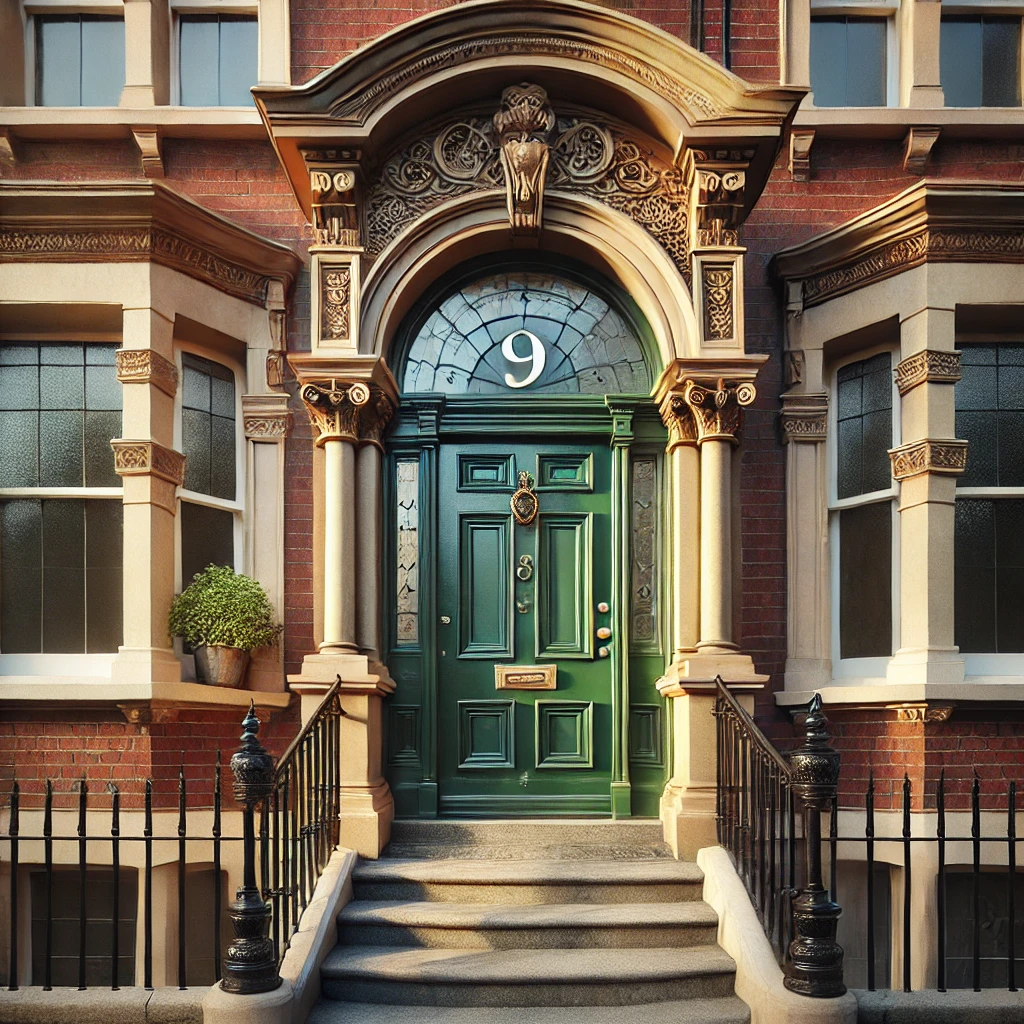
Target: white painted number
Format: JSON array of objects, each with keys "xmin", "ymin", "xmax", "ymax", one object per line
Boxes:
[{"xmin": 502, "ymin": 330, "xmax": 546, "ymax": 389}]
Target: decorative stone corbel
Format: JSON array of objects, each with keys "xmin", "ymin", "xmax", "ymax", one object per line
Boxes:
[
  {"xmin": 131, "ymin": 128, "xmax": 164, "ymax": 179},
  {"xmin": 0, "ymin": 128, "xmax": 19, "ymax": 164},
  {"xmin": 242, "ymin": 393, "xmax": 292, "ymax": 441},
  {"xmin": 903, "ymin": 127, "xmax": 941, "ymax": 176},
  {"xmin": 115, "ymin": 348, "xmax": 178, "ymax": 397},
  {"xmin": 684, "ymin": 147, "xmax": 752, "ymax": 249},
  {"xmin": 265, "ymin": 278, "xmax": 288, "ymax": 390},
  {"xmin": 309, "ymin": 165, "xmax": 360, "ymax": 247},
  {"xmin": 493, "ymin": 83, "xmax": 554, "ymax": 235},
  {"xmin": 789, "ymin": 129, "xmax": 815, "ymax": 183}
]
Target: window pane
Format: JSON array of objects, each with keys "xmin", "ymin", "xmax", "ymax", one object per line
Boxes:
[
  {"xmin": 839, "ymin": 502, "xmax": 892, "ymax": 658},
  {"xmin": 179, "ymin": 16, "xmax": 220, "ymax": 106},
  {"xmin": 84, "ymin": 410, "xmax": 122, "ymax": 487},
  {"xmin": 210, "ymin": 415, "xmax": 236, "ymax": 500},
  {"xmin": 844, "ymin": 18, "xmax": 886, "ymax": 106},
  {"xmin": 837, "ymin": 353, "xmax": 892, "ymax": 499},
  {"xmin": 1, "ymin": 500, "xmax": 42, "ymax": 653},
  {"xmin": 999, "ymin": 412, "xmax": 1024, "ymax": 487},
  {"xmin": 42, "ymin": 500, "xmax": 85, "ymax": 653},
  {"xmin": 180, "ymin": 355, "xmax": 235, "ymax": 498},
  {"xmin": 39, "ymin": 364, "xmax": 84, "ymax": 410},
  {"xmin": 85, "ymin": 500, "xmax": 122, "ymax": 653},
  {"xmin": 811, "ymin": 18, "xmax": 885, "ymax": 107},
  {"xmin": 180, "ymin": 502, "xmax": 234, "ymax": 588},
  {"xmin": 37, "ymin": 18, "xmax": 82, "ymax": 106},
  {"xmin": 982, "ymin": 18, "xmax": 1020, "ymax": 106},
  {"xmin": 40, "ymin": 409, "xmax": 84, "ymax": 487},
  {"xmin": 810, "ymin": 19, "xmax": 849, "ymax": 108},
  {"xmin": 995, "ymin": 500, "xmax": 1024, "ymax": 653},
  {"xmin": 0, "ymin": 411, "xmax": 39, "ymax": 487},
  {"xmin": 182, "ymin": 358, "xmax": 211, "ymax": 411},
  {"xmin": 218, "ymin": 17, "xmax": 258, "ymax": 106},
  {"xmin": 80, "ymin": 17, "xmax": 125, "ymax": 106},
  {"xmin": 942, "ymin": 18, "xmax": 983, "ymax": 107},
  {"xmin": 182, "ymin": 407, "xmax": 211, "ymax": 493},
  {"xmin": 0, "ymin": 364, "xmax": 39, "ymax": 410},
  {"xmin": 85, "ymin": 363, "xmax": 122, "ymax": 411}
]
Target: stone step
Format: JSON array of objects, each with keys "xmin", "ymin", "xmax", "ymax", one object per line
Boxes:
[
  {"xmin": 352, "ymin": 858, "xmax": 705, "ymax": 905},
  {"xmin": 384, "ymin": 841, "xmax": 675, "ymax": 861},
  {"xmin": 338, "ymin": 900, "xmax": 719, "ymax": 949},
  {"xmin": 388, "ymin": 819, "xmax": 668, "ymax": 852},
  {"xmin": 308, "ymin": 996, "xmax": 751, "ymax": 1024},
  {"xmin": 320, "ymin": 945, "xmax": 738, "ymax": 1007}
]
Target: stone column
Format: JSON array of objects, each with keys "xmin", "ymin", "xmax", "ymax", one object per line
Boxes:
[
  {"xmin": 110, "ymin": 307, "xmax": 184, "ymax": 686},
  {"xmin": 781, "ymin": 395, "xmax": 831, "ymax": 691},
  {"xmin": 287, "ymin": 367, "xmax": 397, "ymax": 857},
  {"xmin": 887, "ymin": 313, "xmax": 967, "ymax": 688}
]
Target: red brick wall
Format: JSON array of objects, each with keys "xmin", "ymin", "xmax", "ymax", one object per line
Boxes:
[{"xmin": 0, "ymin": 705, "xmax": 299, "ymax": 810}]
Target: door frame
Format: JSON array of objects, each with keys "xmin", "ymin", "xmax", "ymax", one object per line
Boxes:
[{"xmin": 384, "ymin": 394, "xmax": 669, "ymax": 818}]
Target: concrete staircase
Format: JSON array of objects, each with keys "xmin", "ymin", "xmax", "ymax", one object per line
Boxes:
[{"xmin": 308, "ymin": 821, "xmax": 749, "ymax": 1024}]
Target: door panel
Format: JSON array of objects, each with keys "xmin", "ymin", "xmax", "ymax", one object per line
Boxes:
[
  {"xmin": 536, "ymin": 513, "xmax": 592, "ymax": 659},
  {"xmin": 458, "ymin": 515, "xmax": 513, "ymax": 658}
]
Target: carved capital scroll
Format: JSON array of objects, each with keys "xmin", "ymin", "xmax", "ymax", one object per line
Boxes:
[
  {"xmin": 659, "ymin": 393, "xmax": 698, "ymax": 452},
  {"xmin": 895, "ymin": 349, "xmax": 961, "ymax": 395},
  {"xmin": 115, "ymin": 348, "xmax": 178, "ymax": 398},
  {"xmin": 685, "ymin": 148, "xmax": 753, "ymax": 248},
  {"xmin": 494, "ymin": 83, "xmax": 555, "ymax": 235},
  {"xmin": 300, "ymin": 379, "xmax": 394, "ymax": 447},
  {"xmin": 682, "ymin": 377, "xmax": 756, "ymax": 444},
  {"xmin": 888, "ymin": 438, "xmax": 968, "ymax": 480}
]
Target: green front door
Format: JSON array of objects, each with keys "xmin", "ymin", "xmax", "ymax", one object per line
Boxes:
[{"xmin": 436, "ymin": 441, "xmax": 613, "ymax": 816}]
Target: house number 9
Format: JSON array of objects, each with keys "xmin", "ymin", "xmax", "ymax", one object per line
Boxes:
[{"xmin": 502, "ymin": 330, "xmax": 546, "ymax": 389}]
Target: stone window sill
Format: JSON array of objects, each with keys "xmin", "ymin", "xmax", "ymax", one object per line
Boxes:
[
  {"xmin": 793, "ymin": 105, "xmax": 1024, "ymax": 138},
  {"xmin": 776, "ymin": 680, "xmax": 1024, "ymax": 709},
  {"xmin": 1, "ymin": 106, "xmax": 264, "ymax": 141}
]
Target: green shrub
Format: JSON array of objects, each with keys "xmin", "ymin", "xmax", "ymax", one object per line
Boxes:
[{"xmin": 169, "ymin": 564, "xmax": 282, "ymax": 651}]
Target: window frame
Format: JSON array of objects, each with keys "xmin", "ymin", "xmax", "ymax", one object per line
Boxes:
[
  {"xmin": 954, "ymin": 335, "xmax": 1024, "ymax": 676},
  {"xmin": 22, "ymin": 0, "xmax": 125, "ymax": 109},
  {"xmin": 809, "ymin": 0, "xmax": 900, "ymax": 108},
  {"xmin": 0, "ymin": 337, "xmax": 124, "ymax": 675},
  {"xmin": 169, "ymin": 0, "xmax": 258, "ymax": 108},
  {"xmin": 172, "ymin": 340, "xmax": 245, "ymax": 594},
  {"xmin": 938, "ymin": 8, "xmax": 1024, "ymax": 108},
  {"xmin": 827, "ymin": 344, "xmax": 902, "ymax": 679}
]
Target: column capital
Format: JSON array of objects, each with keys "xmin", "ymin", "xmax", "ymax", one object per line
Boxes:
[
  {"xmin": 888, "ymin": 438, "xmax": 968, "ymax": 481},
  {"xmin": 658, "ymin": 393, "xmax": 698, "ymax": 451},
  {"xmin": 682, "ymin": 377, "xmax": 756, "ymax": 445},
  {"xmin": 895, "ymin": 349, "xmax": 961, "ymax": 396},
  {"xmin": 780, "ymin": 393, "xmax": 828, "ymax": 444},
  {"xmin": 300, "ymin": 379, "xmax": 395, "ymax": 448}
]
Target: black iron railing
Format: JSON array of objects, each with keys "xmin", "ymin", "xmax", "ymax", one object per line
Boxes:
[
  {"xmin": 715, "ymin": 678, "xmax": 845, "ymax": 997},
  {"xmin": 835, "ymin": 771, "xmax": 1023, "ymax": 994},
  {"xmin": 3, "ymin": 761, "xmax": 233, "ymax": 991}
]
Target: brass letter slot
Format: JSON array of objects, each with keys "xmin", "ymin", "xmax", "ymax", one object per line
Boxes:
[{"xmin": 494, "ymin": 664, "xmax": 557, "ymax": 690}]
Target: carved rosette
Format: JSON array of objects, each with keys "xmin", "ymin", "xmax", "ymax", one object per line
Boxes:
[
  {"xmin": 659, "ymin": 394, "xmax": 698, "ymax": 452},
  {"xmin": 300, "ymin": 379, "xmax": 395, "ymax": 448},
  {"xmin": 320, "ymin": 266, "xmax": 352, "ymax": 342},
  {"xmin": 115, "ymin": 348, "xmax": 178, "ymax": 398},
  {"xmin": 888, "ymin": 438, "xmax": 968, "ymax": 480},
  {"xmin": 895, "ymin": 349, "xmax": 961, "ymax": 395},
  {"xmin": 682, "ymin": 377, "xmax": 756, "ymax": 444}
]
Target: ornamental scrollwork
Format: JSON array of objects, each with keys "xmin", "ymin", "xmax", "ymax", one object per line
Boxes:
[
  {"xmin": 888, "ymin": 438, "xmax": 968, "ymax": 480},
  {"xmin": 895, "ymin": 349, "xmax": 962, "ymax": 395},
  {"xmin": 494, "ymin": 83, "xmax": 555, "ymax": 235},
  {"xmin": 702, "ymin": 265, "xmax": 734, "ymax": 340},
  {"xmin": 364, "ymin": 94, "xmax": 688, "ymax": 273},
  {"xmin": 300, "ymin": 379, "xmax": 394, "ymax": 447},
  {"xmin": 682, "ymin": 377, "xmax": 756, "ymax": 444},
  {"xmin": 115, "ymin": 348, "xmax": 179, "ymax": 398},
  {"xmin": 321, "ymin": 266, "xmax": 352, "ymax": 341},
  {"xmin": 110, "ymin": 439, "xmax": 186, "ymax": 486}
]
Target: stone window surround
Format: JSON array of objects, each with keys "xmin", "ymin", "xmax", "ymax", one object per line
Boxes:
[
  {"xmin": 0, "ymin": 0, "xmax": 287, "ymax": 130},
  {"xmin": 0, "ymin": 180, "xmax": 301, "ymax": 714},
  {"xmin": 774, "ymin": 181, "xmax": 1024, "ymax": 709},
  {"xmin": 786, "ymin": 0, "xmax": 1024, "ymax": 129}
]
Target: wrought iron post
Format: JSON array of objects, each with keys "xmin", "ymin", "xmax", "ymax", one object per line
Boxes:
[
  {"xmin": 222, "ymin": 701, "xmax": 281, "ymax": 994},
  {"xmin": 784, "ymin": 693, "xmax": 846, "ymax": 997}
]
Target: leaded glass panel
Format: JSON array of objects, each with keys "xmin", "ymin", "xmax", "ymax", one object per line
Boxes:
[
  {"xmin": 836, "ymin": 353, "xmax": 893, "ymax": 499},
  {"xmin": 396, "ymin": 460, "xmax": 419, "ymax": 645},
  {"xmin": 630, "ymin": 456, "xmax": 659, "ymax": 648},
  {"xmin": 181, "ymin": 353, "xmax": 236, "ymax": 500},
  {"xmin": 402, "ymin": 273, "xmax": 650, "ymax": 395},
  {"xmin": 839, "ymin": 502, "xmax": 892, "ymax": 658}
]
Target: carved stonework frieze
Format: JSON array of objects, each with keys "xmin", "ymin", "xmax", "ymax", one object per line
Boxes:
[
  {"xmin": 682, "ymin": 377, "xmax": 756, "ymax": 444},
  {"xmin": 110, "ymin": 438, "xmax": 186, "ymax": 486},
  {"xmin": 243, "ymin": 414, "xmax": 291, "ymax": 440},
  {"xmin": 702, "ymin": 264, "xmax": 734, "ymax": 340},
  {"xmin": 115, "ymin": 348, "xmax": 178, "ymax": 398},
  {"xmin": 895, "ymin": 349, "xmax": 961, "ymax": 395},
  {"xmin": 364, "ymin": 105, "xmax": 688, "ymax": 274},
  {"xmin": 780, "ymin": 412, "xmax": 827, "ymax": 444},
  {"xmin": 300, "ymin": 379, "xmax": 395, "ymax": 447},
  {"xmin": 320, "ymin": 266, "xmax": 352, "ymax": 342},
  {"xmin": 888, "ymin": 438, "xmax": 968, "ymax": 480}
]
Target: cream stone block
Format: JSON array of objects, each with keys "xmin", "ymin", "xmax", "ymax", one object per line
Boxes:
[
  {"xmin": 120, "ymin": 0, "xmax": 170, "ymax": 107},
  {"xmin": 257, "ymin": 0, "xmax": 291, "ymax": 86},
  {"xmin": 784, "ymin": 0, "xmax": 811, "ymax": 90},
  {"xmin": 900, "ymin": 0, "xmax": 944, "ymax": 109},
  {"xmin": 203, "ymin": 978, "xmax": 294, "ymax": 1024},
  {"xmin": 121, "ymin": 306, "xmax": 176, "ymax": 440}
]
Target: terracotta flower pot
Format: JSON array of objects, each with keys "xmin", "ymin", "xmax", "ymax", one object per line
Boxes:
[{"xmin": 194, "ymin": 644, "xmax": 250, "ymax": 688}]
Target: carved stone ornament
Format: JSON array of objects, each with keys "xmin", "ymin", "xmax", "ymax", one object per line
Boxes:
[
  {"xmin": 310, "ymin": 168, "xmax": 360, "ymax": 247},
  {"xmin": 510, "ymin": 470, "xmax": 539, "ymax": 526},
  {"xmin": 785, "ymin": 350, "xmax": 805, "ymax": 388},
  {"xmin": 895, "ymin": 349, "xmax": 961, "ymax": 395},
  {"xmin": 702, "ymin": 264, "xmax": 734, "ymax": 340},
  {"xmin": 686, "ymin": 149, "xmax": 752, "ymax": 248},
  {"xmin": 660, "ymin": 394, "xmax": 698, "ymax": 452},
  {"xmin": 789, "ymin": 129, "xmax": 814, "ymax": 183},
  {"xmin": 888, "ymin": 438, "xmax": 968, "ymax": 480},
  {"xmin": 780, "ymin": 410, "xmax": 827, "ymax": 444},
  {"xmin": 320, "ymin": 265, "xmax": 352, "ymax": 342},
  {"xmin": 243, "ymin": 413, "xmax": 292, "ymax": 440},
  {"xmin": 131, "ymin": 128, "xmax": 164, "ymax": 179},
  {"xmin": 903, "ymin": 127, "xmax": 941, "ymax": 176},
  {"xmin": 115, "ymin": 348, "xmax": 178, "ymax": 398},
  {"xmin": 364, "ymin": 99, "xmax": 688, "ymax": 273},
  {"xmin": 300, "ymin": 379, "xmax": 394, "ymax": 447},
  {"xmin": 110, "ymin": 438, "xmax": 186, "ymax": 485},
  {"xmin": 493, "ymin": 83, "xmax": 555, "ymax": 235},
  {"xmin": 894, "ymin": 702, "xmax": 955, "ymax": 723},
  {"xmin": 682, "ymin": 377, "xmax": 756, "ymax": 444}
]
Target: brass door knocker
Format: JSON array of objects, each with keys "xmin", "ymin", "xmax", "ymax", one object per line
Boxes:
[{"xmin": 511, "ymin": 471, "xmax": 539, "ymax": 525}]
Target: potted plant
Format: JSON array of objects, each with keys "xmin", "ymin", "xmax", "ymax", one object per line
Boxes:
[{"xmin": 169, "ymin": 564, "xmax": 282, "ymax": 688}]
